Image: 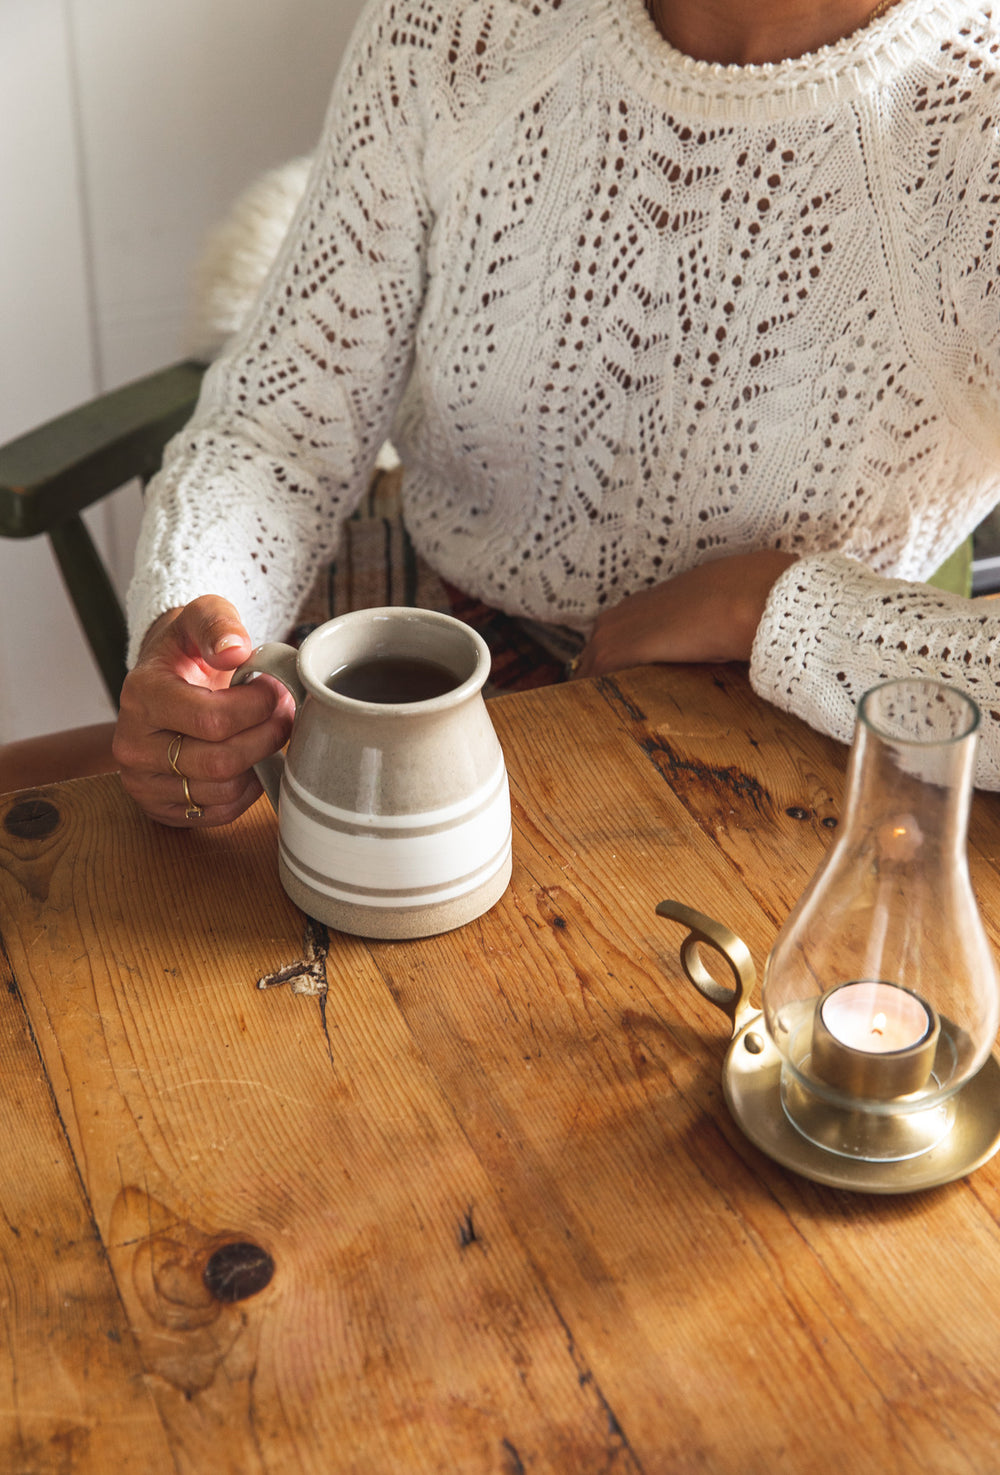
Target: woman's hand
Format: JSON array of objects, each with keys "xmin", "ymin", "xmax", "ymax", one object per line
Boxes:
[
  {"xmin": 572, "ymin": 550, "xmax": 798, "ymax": 680},
  {"xmin": 113, "ymin": 595, "xmax": 295, "ymax": 827}
]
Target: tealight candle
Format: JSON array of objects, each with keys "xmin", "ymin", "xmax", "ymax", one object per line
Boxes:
[{"xmin": 811, "ymin": 980, "xmax": 940, "ymax": 1100}]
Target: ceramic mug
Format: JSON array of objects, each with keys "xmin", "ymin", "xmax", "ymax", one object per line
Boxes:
[{"xmin": 231, "ymin": 607, "xmax": 512, "ymax": 939}]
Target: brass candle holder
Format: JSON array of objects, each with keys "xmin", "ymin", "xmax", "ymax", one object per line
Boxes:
[
  {"xmin": 656, "ymin": 680, "xmax": 1000, "ymax": 1193},
  {"xmin": 656, "ymin": 901, "xmax": 1000, "ymax": 1192}
]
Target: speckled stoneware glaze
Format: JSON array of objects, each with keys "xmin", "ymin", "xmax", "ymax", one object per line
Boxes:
[{"xmin": 232, "ymin": 608, "xmax": 512, "ymax": 938}]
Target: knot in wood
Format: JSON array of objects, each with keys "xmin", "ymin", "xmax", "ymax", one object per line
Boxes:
[
  {"xmin": 203, "ymin": 1241, "xmax": 275, "ymax": 1303},
  {"xmin": 3, "ymin": 798, "xmax": 61, "ymax": 840}
]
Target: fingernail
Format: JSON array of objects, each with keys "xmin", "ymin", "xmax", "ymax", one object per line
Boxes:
[{"xmin": 214, "ymin": 635, "xmax": 244, "ymax": 653}]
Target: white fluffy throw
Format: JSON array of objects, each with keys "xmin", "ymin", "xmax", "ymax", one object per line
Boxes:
[
  {"xmin": 186, "ymin": 156, "xmax": 313, "ymax": 362},
  {"xmin": 185, "ymin": 155, "xmax": 399, "ymax": 471}
]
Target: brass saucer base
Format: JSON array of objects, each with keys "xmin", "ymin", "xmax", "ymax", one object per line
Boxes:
[{"xmin": 722, "ymin": 1019, "xmax": 1000, "ymax": 1193}]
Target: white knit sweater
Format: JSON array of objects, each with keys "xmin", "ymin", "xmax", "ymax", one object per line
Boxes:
[{"xmin": 128, "ymin": 0, "xmax": 1000, "ymax": 784}]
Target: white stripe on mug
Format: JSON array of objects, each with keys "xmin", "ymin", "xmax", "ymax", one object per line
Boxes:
[
  {"xmin": 280, "ymin": 829, "xmax": 512, "ymax": 909},
  {"xmin": 280, "ymin": 770, "xmax": 512, "ymax": 893}
]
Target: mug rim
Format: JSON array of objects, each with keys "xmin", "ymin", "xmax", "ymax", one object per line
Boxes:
[{"xmin": 297, "ymin": 606, "xmax": 492, "ymax": 712}]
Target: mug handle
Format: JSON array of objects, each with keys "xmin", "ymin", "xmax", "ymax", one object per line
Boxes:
[{"xmin": 230, "ymin": 642, "xmax": 306, "ymax": 812}]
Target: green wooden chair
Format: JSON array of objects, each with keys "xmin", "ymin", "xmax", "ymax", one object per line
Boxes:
[
  {"xmin": 0, "ymin": 359, "xmax": 206, "ymax": 709},
  {"xmin": 0, "ymin": 356, "xmax": 404, "ymax": 794},
  {"xmin": 0, "ymin": 157, "xmax": 305, "ymax": 794}
]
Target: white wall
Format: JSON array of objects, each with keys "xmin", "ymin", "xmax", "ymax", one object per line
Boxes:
[{"xmin": 0, "ymin": 0, "xmax": 365, "ymax": 742}]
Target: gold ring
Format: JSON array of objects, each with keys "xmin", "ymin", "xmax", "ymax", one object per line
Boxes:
[
  {"xmin": 566, "ymin": 654, "xmax": 581, "ymax": 677},
  {"xmin": 166, "ymin": 732, "xmax": 204, "ymax": 820},
  {"xmin": 181, "ymin": 775, "xmax": 203, "ymax": 821},
  {"xmin": 167, "ymin": 732, "xmax": 184, "ymax": 775}
]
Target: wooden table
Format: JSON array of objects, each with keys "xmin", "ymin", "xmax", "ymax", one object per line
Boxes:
[{"xmin": 3, "ymin": 664, "xmax": 1000, "ymax": 1474}]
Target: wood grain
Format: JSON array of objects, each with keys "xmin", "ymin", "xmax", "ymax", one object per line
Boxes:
[
  {"xmin": 1, "ymin": 666, "xmax": 1000, "ymax": 1473},
  {"xmin": 0, "ymin": 801, "xmax": 173, "ymax": 1473}
]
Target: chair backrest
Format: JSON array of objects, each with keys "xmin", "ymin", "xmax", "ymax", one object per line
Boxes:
[{"xmin": 0, "ymin": 360, "xmax": 205, "ymax": 705}]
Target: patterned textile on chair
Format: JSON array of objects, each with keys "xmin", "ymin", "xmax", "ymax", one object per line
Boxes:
[{"xmin": 287, "ymin": 468, "xmax": 581, "ymax": 696}]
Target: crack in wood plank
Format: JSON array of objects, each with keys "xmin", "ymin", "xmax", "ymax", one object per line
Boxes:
[{"xmin": 256, "ymin": 917, "xmax": 329, "ymax": 995}]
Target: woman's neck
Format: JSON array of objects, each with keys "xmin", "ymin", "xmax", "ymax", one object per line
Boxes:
[{"xmin": 645, "ymin": 0, "xmax": 896, "ymax": 64}]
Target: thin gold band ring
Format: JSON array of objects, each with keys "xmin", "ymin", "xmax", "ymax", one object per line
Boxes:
[{"xmin": 167, "ymin": 732, "xmax": 204, "ymax": 820}]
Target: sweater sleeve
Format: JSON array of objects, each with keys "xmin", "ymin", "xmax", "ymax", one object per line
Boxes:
[
  {"xmin": 750, "ymin": 553, "xmax": 1000, "ymax": 789},
  {"xmin": 126, "ymin": 0, "xmax": 432, "ymax": 664}
]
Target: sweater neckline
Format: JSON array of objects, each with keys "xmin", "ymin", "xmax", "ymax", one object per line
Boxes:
[{"xmin": 596, "ymin": 0, "xmax": 976, "ymax": 119}]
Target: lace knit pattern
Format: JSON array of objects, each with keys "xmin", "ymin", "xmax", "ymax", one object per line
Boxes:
[{"xmin": 128, "ymin": 0, "xmax": 1000, "ymax": 783}]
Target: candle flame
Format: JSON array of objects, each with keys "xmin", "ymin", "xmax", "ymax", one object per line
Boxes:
[{"xmin": 871, "ymin": 1011, "xmax": 887, "ymax": 1037}]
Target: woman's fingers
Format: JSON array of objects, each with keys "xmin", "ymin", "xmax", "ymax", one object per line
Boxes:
[
  {"xmin": 138, "ymin": 766, "xmax": 265, "ymax": 830},
  {"xmin": 113, "ymin": 597, "xmax": 295, "ymax": 828},
  {"xmin": 118, "ymin": 664, "xmax": 291, "ymax": 763},
  {"xmin": 116, "ymin": 691, "xmax": 293, "ymax": 828}
]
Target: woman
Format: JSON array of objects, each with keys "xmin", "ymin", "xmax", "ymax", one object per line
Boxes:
[{"xmin": 115, "ymin": 0, "xmax": 1000, "ymax": 824}]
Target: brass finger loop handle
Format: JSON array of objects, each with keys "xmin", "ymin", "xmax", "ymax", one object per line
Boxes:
[{"xmin": 655, "ymin": 899, "xmax": 758, "ymax": 1038}]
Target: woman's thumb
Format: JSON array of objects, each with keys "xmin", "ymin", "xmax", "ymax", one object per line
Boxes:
[{"xmin": 180, "ymin": 595, "xmax": 253, "ymax": 669}]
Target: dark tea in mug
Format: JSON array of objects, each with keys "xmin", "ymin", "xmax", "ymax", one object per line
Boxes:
[{"xmin": 327, "ymin": 654, "xmax": 458, "ymax": 704}]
